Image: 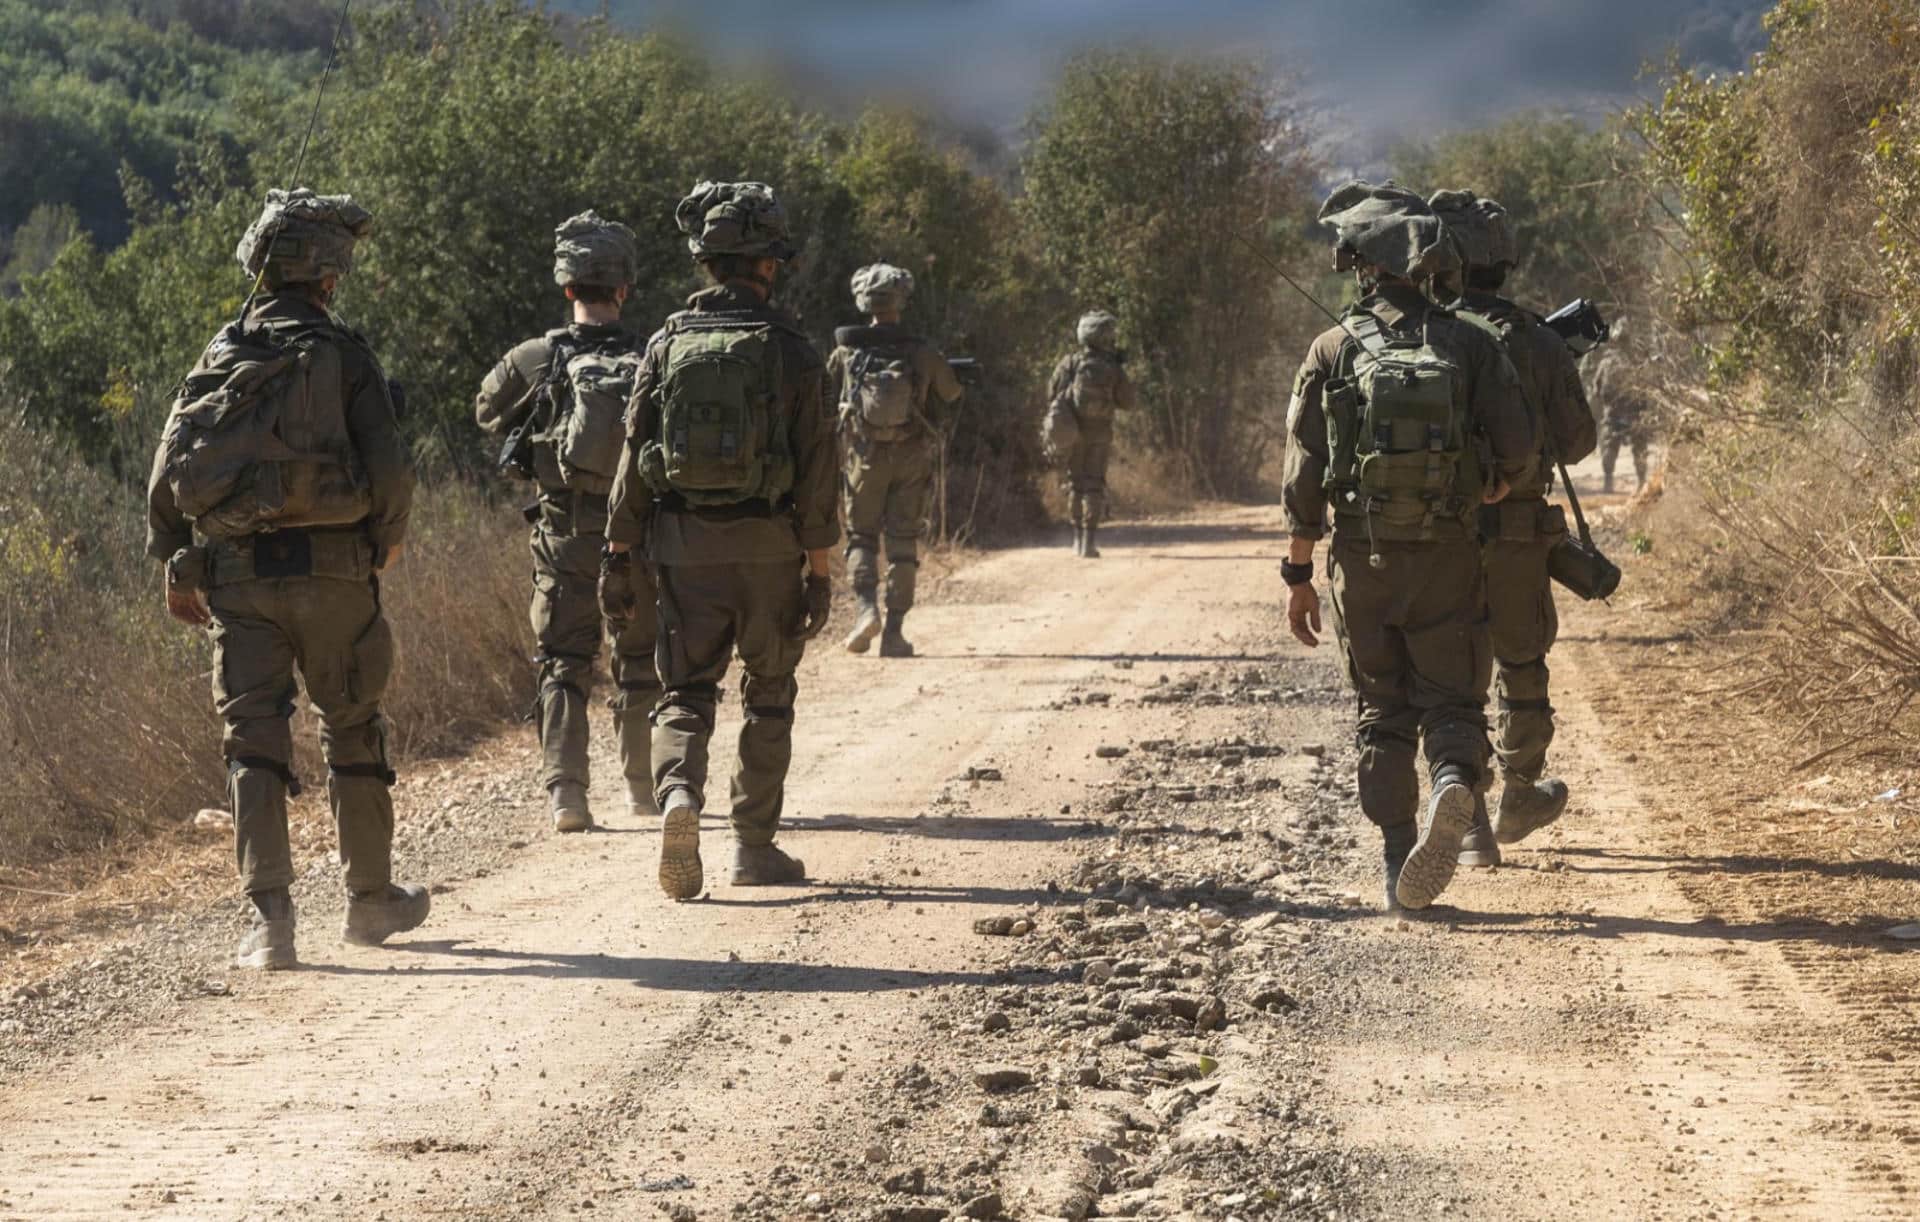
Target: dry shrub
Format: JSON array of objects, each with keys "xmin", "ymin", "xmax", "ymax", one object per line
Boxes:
[{"xmin": 0, "ymin": 410, "xmax": 533, "ymax": 876}]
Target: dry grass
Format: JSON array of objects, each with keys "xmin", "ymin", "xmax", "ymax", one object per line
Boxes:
[{"xmin": 0, "ymin": 413, "xmax": 534, "ymax": 886}]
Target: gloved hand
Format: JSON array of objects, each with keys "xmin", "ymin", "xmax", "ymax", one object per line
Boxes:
[
  {"xmin": 793, "ymin": 573, "xmax": 832, "ymax": 641},
  {"xmin": 164, "ymin": 547, "xmax": 211, "ymax": 627},
  {"xmin": 599, "ymin": 547, "xmax": 637, "ymax": 626}
]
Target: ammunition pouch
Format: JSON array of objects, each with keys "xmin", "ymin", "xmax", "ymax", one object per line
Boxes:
[
  {"xmin": 165, "ymin": 546, "xmax": 210, "ymax": 595},
  {"xmin": 1478, "ymin": 498, "xmax": 1567, "ymax": 545}
]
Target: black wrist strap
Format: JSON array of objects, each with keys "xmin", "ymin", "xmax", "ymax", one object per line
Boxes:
[{"xmin": 1281, "ymin": 559, "xmax": 1314, "ymax": 587}]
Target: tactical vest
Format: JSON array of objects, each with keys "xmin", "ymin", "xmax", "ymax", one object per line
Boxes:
[
  {"xmin": 637, "ymin": 310, "xmax": 797, "ymax": 507},
  {"xmin": 530, "ymin": 329, "xmax": 642, "ymax": 499},
  {"xmin": 1321, "ymin": 308, "xmax": 1486, "ymax": 542},
  {"xmin": 159, "ymin": 319, "xmax": 373, "ymax": 539},
  {"xmin": 1069, "ymin": 350, "xmax": 1124, "ymax": 421}
]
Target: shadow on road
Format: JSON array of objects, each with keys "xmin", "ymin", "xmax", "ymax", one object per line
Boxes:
[
  {"xmin": 315, "ymin": 939, "xmax": 1067, "ymax": 991},
  {"xmin": 1556, "ymin": 846, "xmax": 1920, "ymax": 884}
]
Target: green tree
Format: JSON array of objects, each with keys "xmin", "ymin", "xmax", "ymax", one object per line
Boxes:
[{"xmin": 1022, "ymin": 50, "xmax": 1318, "ymax": 495}]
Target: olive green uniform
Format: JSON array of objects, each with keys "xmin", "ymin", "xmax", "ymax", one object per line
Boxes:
[
  {"xmin": 1456, "ymin": 290, "xmax": 1596, "ymax": 786},
  {"xmin": 474, "ymin": 322, "xmax": 660, "ymax": 798},
  {"xmin": 1047, "ymin": 347, "xmax": 1136, "ymax": 528},
  {"xmin": 146, "ymin": 294, "xmax": 414, "ymax": 895},
  {"xmin": 1282, "ymin": 282, "xmax": 1533, "ymax": 835},
  {"xmin": 1589, "ymin": 348, "xmax": 1657, "ymax": 489},
  {"xmin": 826, "ymin": 324, "xmax": 963, "ymax": 612},
  {"xmin": 607, "ymin": 284, "xmax": 839, "ymax": 844}
]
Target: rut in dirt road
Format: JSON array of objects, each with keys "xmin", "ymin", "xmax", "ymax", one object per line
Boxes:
[{"xmin": 2, "ymin": 507, "xmax": 1916, "ymax": 1222}]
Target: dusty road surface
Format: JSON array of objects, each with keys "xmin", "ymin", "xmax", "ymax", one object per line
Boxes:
[{"xmin": 2, "ymin": 506, "xmax": 1916, "ymax": 1220}]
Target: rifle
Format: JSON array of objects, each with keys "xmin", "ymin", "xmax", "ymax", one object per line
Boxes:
[
  {"xmin": 947, "ymin": 357, "xmax": 983, "ymax": 387},
  {"xmin": 1543, "ymin": 298, "xmax": 1610, "ymax": 356}
]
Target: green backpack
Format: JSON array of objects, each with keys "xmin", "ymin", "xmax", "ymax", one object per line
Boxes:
[
  {"xmin": 1322, "ymin": 308, "xmax": 1484, "ymax": 538},
  {"xmin": 638, "ymin": 313, "xmax": 795, "ymax": 506},
  {"xmin": 532, "ymin": 333, "xmax": 643, "ymax": 498},
  {"xmin": 159, "ymin": 320, "xmax": 372, "ymax": 538}
]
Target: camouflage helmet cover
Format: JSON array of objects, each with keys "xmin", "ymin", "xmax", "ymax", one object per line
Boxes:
[
  {"xmin": 1077, "ymin": 310, "xmax": 1120, "ymax": 350},
  {"xmin": 675, "ymin": 181, "xmax": 796, "ymax": 260},
  {"xmin": 1316, "ymin": 180, "xmax": 1458, "ymax": 282},
  {"xmin": 851, "ymin": 262, "xmax": 915, "ymax": 313},
  {"xmin": 236, "ymin": 188, "xmax": 373, "ymax": 283},
  {"xmin": 553, "ymin": 210, "xmax": 638, "ymax": 288},
  {"xmin": 1426, "ymin": 189, "xmax": 1517, "ymax": 270}
]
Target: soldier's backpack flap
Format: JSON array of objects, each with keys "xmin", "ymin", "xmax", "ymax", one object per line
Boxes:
[
  {"xmin": 641, "ymin": 314, "xmax": 793, "ymax": 506},
  {"xmin": 1042, "ymin": 398, "xmax": 1080, "ymax": 459},
  {"xmin": 844, "ymin": 345, "xmax": 918, "ymax": 433},
  {"xmin": 161, "ymin": 321, "xmax": 370, "ymax": 538},
  {"xmin": 1070, "ymin": 352, "xmax": 1122, "ymax": 420},
  {"xmin": 554, "ymin": 344, "xmax": 643, "ymax": 496},
  {"xmin": 1335, "ymin": 312, "xmax": 1480, "ymax": 531}
]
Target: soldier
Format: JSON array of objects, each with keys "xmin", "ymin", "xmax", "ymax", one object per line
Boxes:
[
  {"xmin": 601, "ymin": 181, "xmax": 838, "ymax": 900},
  {"xmin": 1588, "ymin": 326, "xmax": 1658, "ymax": 494},
  {"xmin": 1428, "ymin": 190, "xmax": 1598, "ymax": 867},
  {"xmin": 1280, "ymin": 182, "xmax": 1533, "ymax": 911},
  {"xmin": 474, "ymin": 212, "xmax": 660, "ymax": 833},
  {"xmin": 147, "ymin": 188, "xmax": 427, "ymax": 968},
  {"xmin": 826, "ymin": 263, "xmax": 964, "ymax": 658},
  {"xmin": 1047, "ymin": 311, "xmax": 1136, "ymax": 558}
]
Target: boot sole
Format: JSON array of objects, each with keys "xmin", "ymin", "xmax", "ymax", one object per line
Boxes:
[
  {"xmin": 844, "ymin": 619, "xmax": 881, "ymax": 655},
  {"xmin": 1493, "ymin": 790, "xmax": 1570, "ymax": 844},
  {"xmin": 234, "ymin": 944, "xmax": 297, "ymax": 970},
  {"xmin": 659, "ymin": 806, "xmax": 704, "ymax": 900},
  {"xmin": 1397, "ymin": 783, "xmax": 1475, "ymax": 910},
  {"xmin": 553, "ymin": 812, "xmax": 594, "ymax": 833},
  {"xmin": 342, "ymin": 894, "xmax": 431, "ymax": 947}
]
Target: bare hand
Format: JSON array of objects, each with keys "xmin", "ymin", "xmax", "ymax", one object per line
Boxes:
[
  {"xmin": 166, "ymin": 585, "xmax": 211, "ymax": 627},
  {"xmin": 376, "ymin": 541, "xmax": 405, "ymax": 574},
  {"xmin": 1483, "ymin": 478, "xmax": 1511, "ymax": 505},
  {"xmin": 1287, "ymin": 582, "xmax": 1322, "ymax": 648}
]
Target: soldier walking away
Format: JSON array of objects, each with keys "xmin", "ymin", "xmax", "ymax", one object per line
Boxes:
[
  {"xmin": 1588, "ymin": 323, "xmax": 1659, "ymax": 494},
  {"xmin": 147, "ymin": 189, "xmax": 428, "ymax": 969},
  {"xmin": 1280, "ymin": 182, "xmax": 1533, "ymax": 912},
  {"xmin": 1428, "ymin": 191, "xmax": 1598, "ymax": 867},
  {"xmin": 827, "ymin": 263, "xmax": 964, "ymax": 658},
  {"xmin": 1047, "ymin": 311, "xmax": 1136, "ymax": 558},
  {"xmin": 603, "ymin": 181, "xmax": 839, "ymax": 900},
  {"xmin": 475, "ymin": 212, "xmax": 661, "ymax": 833}
]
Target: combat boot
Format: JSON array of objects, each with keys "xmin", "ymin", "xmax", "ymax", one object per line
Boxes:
[
  {"xmin": 627, "ymin": 778, "xmax": 660, "ymax": 819},
  {"xmin": 1396, "ymin": 766, "xmax": 1475, "ymax": 911},
  {"xmin": 550, "ymin": 780, "xmax": 592, "ymax": 833},
  {"xmin": 880, "ymin": 610, "xmax": 915, "ymax": 658},
  {"xmin": 1081, "ymin": 524, "xmax": 1101, "ymax": 559},
  {"xmin": 732, "ymin": 841, "xmax": 806, "ymax": 886},
  {"xmin": 234, "ymin": 887, "xmax": 296, "ymax": 970},
  {"xmin": 1071, "ymin": 526, "xmax": 1085, "ymax": 557},
  {"xmin": 342, "ymin": 883, "xmax": 431, "ymax": 946},
  {"xmin": 1457, "ymin": 791, "xmax": 1501, "ymax": 868},
  {"xmin": 658, "ymin": 789, "xmax": 704, "ymax": 900},
  {"xmin": 844, "ymin": 589, "xmax": 882, "ymax": 654},
  {"xmin": 1381, "ymin": 823, "xmax": 1416, "ymax": 913},
  {"xmin": 1494, "ymin": 776, "xmax": 1570, "ymax": 844}
]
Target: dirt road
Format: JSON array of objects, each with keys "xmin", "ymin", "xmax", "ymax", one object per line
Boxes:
[{"xmin": 1, "ymin": 507, "xmax": 1916, "ymax": 1220}]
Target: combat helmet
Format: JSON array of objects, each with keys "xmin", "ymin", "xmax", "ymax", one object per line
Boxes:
[
  {"xmin": 1317, "ymin": 180, "xmax": 1458, "ymax": 284},
  {"xmin": 1426, "ymin": 190, "xmax": 1517, "ymax": 272},
  {"xmin": 851, "ymin": 263, "xmax": 915, "ymax": 313},
  {"xmin": 1077, "ymin": 310, "xmax": 1120, "ymax": 352},
  {"xmin": 235, "ymin": 188, "xmax": 373, "ymax": 286},
  {"xmin": 553, "ymin": 210, "xmax": 638, "ymax": 288},
  {"xmin": 675, "ymin": 181, "xmax": 796, "ymax": 261}
]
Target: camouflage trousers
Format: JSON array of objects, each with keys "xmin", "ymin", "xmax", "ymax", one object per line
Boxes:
[
  {"xmin": 205, "ymin": 529, "xmax": 394, "ymax": 894},
  {"xmin": 1602, "ymin": 412, "xmax": 1654, "ymax": 486},
  {"xmin": 1326, "ymin": 532, "xmax": 1492, "ymax": 835},
  {"xmin": 529, "ymin": 519, "xmax": 660, "ymax": 795},
  {"xmin": 843, "ymin": 433, "xmax": 933, "ymax": 612},
  {"xmin": 653, "ymin": 558, "xmax": 807, "ymax": 845},
  {"xmin": 1064, "ymin": 418, "xmax": 1113, "ymax": 528},
  {"xmin": 1481, "ymin": 498, "xmax": 1565, "ymax": 784}
]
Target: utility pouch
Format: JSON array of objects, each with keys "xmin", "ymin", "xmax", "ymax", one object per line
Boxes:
[
  {"xmin": 252, "ymin": 530, "xmax": 314, "ymax": 579},
  {"xmin": 1322, "ymin": 378, "xmax": 1360, "ymax": 489},
  {"xmin": 1548, "ymin": 535, "xmax": 1621, "ymax": 601}
]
